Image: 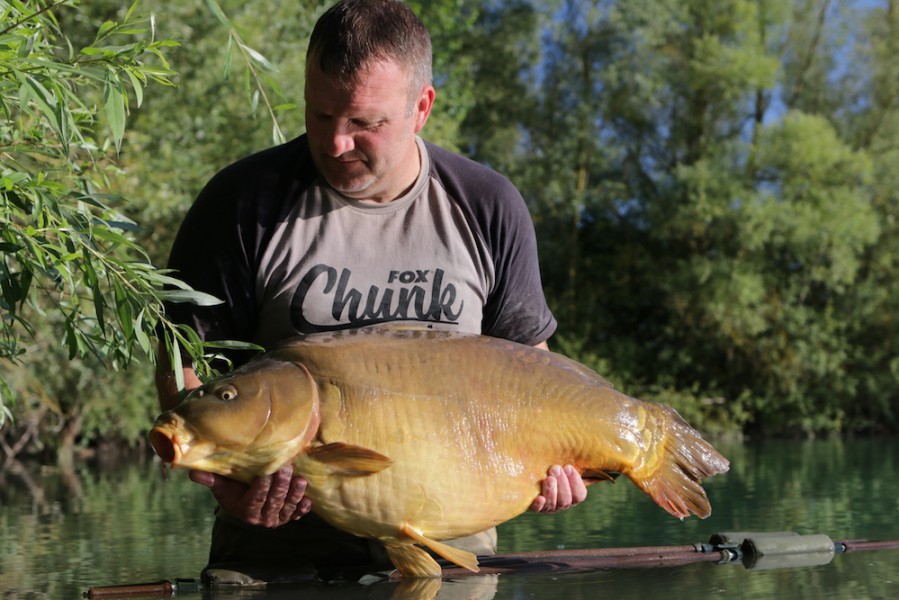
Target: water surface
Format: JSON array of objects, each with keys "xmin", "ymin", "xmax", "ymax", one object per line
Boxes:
[{"xmin": 2, "ymin": 439, "xmax": 897, "ymax": 598}]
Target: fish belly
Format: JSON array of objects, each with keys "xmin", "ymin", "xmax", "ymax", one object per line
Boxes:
[{"xmin": 297, "ymin": 393, "xmax": 546, "ymax": 541}]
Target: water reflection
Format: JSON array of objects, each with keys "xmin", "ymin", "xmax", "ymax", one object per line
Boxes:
[
  {"xmin": 2, "ymin": 439, "xmax": 898, "ymax": 599},
  {"xmin": 197, "ymin": 575, "xmax": 498, "ymax": 600}
]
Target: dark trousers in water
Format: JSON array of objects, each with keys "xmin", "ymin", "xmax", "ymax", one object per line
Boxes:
[{"xmin": 203, "ymin": 511, "xmax": 497, "ymax": 585}]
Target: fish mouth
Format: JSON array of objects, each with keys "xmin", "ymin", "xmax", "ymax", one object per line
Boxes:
[
  {"xmin": 148, "ymin": 423, "xmax": 224, "ymax": 475},
  {"xmin": 149, "ymin": 427, "xmax": 182, "ymax": 465}
]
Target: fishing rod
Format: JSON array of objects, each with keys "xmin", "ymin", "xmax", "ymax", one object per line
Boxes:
[
  {"xmin": 437, "ymin": 531, "xmax": 899, "ymax": 577},
  {"xmin": 83, "ymin": 531, "xmax": 899, "ymax": 598}
]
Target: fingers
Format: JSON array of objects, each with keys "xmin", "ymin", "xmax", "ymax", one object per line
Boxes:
[
  {"xmin": 529, "ymin": 474, "xmax": 554, "ymax": 513},
  {"xmin": 541, "ymin": 465, "xmax": 564, "ymax": 513},
  {"xmin": 261, "ymin": 467, "xmax": 308, "ymax": 527},
  {"xmin": 188, "ymin": 469, "xmax": 215, "ymax": 487},
  {"xmin": 188, "ymin": 467, "xmax": 311, "ymax": 528},
  {"xmin": 257, "ymin": 467, "xmax": 288, "ymax": 527},
  {"xmin": 279, "ymin": 474, "xmax": 311, "ymax": 523},
  {"xmin": 554, "ymin": 465, "xmax": 573, "ymax": 509},
  {"xmin": 567, "ymin": 465, "xmax": 588, "ymax": 505},
  {"xmin": 531, "ymin": 465, "xmax": 588, "ymax": 514},
  {"xmin": 258, "ymin": 467, "xmax": 312, "ymax": 528},
  {"xmin": 529, "ymin": 494, "xmax": 547, "ymax": 512}
]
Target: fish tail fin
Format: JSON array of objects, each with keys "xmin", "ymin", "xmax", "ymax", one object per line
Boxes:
[{"xmin": 632, "ymin": 406, "xmax": 730, "ymax": 519}]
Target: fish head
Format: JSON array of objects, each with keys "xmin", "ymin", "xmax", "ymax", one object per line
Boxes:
[{"xmin": 149, "ymin": 357, "xmax": 321, "ymax": 483}]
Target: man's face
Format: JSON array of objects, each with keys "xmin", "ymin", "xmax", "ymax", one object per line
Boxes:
[{"xmin": 304, "ymin": 59, "xmax": 434, "ymax": 203}]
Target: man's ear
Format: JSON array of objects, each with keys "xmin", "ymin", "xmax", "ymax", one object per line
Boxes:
[{"xmin": 413, "ymin": 85, "xmax": 436, "ymax": 133}]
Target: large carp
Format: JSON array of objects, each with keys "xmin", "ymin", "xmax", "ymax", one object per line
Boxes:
[{"xmin": 149, "ymin": 327, "xmax": 728, "ymax": 578}]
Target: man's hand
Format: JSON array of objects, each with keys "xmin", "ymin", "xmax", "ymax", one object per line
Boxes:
[
  {"xmin": 189, "ymin": 466, "xmax": 312, "ymax": 528},
  {"xmin": 530, "ymin": 464, "xmax": 588, "ymax": 513}
]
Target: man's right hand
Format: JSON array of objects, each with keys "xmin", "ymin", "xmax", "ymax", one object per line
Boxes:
[{"xmin": 189, "ymin": 466, "xmax": 312, "ymax": 528}]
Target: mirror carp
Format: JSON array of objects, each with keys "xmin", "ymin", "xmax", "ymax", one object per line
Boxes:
[{"xmin": 149, "ymin": 327, "xmax": 729, "ymax": 578}]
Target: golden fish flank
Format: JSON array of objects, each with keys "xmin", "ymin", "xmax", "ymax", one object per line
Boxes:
[{"xmin": 149, "ymin": 327, "xmax": 729, "ymax": 578}]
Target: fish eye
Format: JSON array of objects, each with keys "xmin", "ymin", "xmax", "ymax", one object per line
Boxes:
[{"xmin": 217, "ymin": 385, "xmax": 238, "ymax": 402}]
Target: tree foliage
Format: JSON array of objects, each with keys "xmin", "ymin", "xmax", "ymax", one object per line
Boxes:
[
  {"xmin": 0, "ymin": 1, "xmax": 224, "ymax": 455},
  {"xmin": 2, "ymin": 0, "xmax": 898, "ymax": 457},
  {"xmin": 462, "ymin": 0, "xmax": 898, "ymax": 436}
]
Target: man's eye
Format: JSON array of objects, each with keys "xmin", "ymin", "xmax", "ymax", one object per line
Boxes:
[{"xmin": 355, "ymin": 119, "xmax": 382, "ymax": 130}]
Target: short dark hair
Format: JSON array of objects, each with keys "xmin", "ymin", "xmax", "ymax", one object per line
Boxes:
[{"xmin": 307, "ymin": 0, "xmax": 432, "ymax": 95}]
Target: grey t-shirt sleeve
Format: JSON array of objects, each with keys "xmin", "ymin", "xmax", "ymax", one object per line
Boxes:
[
  {"xmin": 481, "ymin": 187, "xmax": 557, "ymax": 345},
  {"xmin": 425, "ymin": 142, "xmax": 557, "ymax": 346}
]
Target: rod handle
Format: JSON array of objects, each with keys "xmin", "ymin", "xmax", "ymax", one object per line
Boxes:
[{"xmin": 83, "ymin": 580, "xmax": 173, "ymax": 598}]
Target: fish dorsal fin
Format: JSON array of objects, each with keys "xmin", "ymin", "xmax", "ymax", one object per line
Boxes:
[
  {"xmin": 305, "ymin": 442, "xmax": 392, "ymax": 477},
  {"xmin": 400, "ymin": 523, "xmax": 480, "ymax": 573},
  {"xmin": 384, "ymin": 543, "xmax": 443, "ymax": 578}
]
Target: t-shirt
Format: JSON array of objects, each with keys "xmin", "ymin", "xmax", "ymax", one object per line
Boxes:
[{"xmin": 165, "ymin": 135, "xmax": 555, "ymax": 362}]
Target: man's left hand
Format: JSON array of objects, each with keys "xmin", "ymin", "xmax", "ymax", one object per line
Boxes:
[
  {"xmin": 189, "ymin": 466, "xmax": 311, "ymax": 528},
  {"xmin": 530, "ymin": 464, "xmax": 588, "ymax": 513}
]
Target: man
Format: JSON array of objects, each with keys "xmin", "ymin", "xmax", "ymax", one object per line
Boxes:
[{"xmin": 156, "ymin": 0, "xmax": 586, "ymax": 582}]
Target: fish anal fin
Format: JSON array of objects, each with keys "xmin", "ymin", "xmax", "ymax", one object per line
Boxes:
[
  {"xmin": 581, "ymin": 468, "xmax": 620, "ymax": 485},
  {"xmin": 384, "ymin": 542, "xmax": 443, "ymax": 578},
  {"xmin": 400, "ymin": 523, "xmax": 480, "ymax": 574},
  {"xmin": 305, "ymin": 442, "xmax": 391, "ymax": 477}
]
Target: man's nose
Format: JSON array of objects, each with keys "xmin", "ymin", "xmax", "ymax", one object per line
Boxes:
[{"xmin": 323, "ymin": 126, "xmax": 354, "ymax": 157}]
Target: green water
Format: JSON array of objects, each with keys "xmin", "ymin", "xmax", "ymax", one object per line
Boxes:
[{"xmin": 2, "ymin": 439, "xmax": 898, "ymax": 599}]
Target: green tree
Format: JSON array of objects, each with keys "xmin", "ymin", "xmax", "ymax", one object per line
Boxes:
[
  {"xmin": 465, "ymin": 0, "xmax": 896, "ymax": 435},
  {"xmin": 0, "ymin": 1, "xmax": 220, "ymax": 458},
  {"xmin": 835, "ymin": 0, "xmax": 899, "ymax": 430}
]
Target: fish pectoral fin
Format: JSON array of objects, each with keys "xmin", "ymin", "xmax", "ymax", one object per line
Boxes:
[
  {"xmin": 385, "ymin": 542, "xmax": 443, "ymax": 578},
  {"xmin": 581, "ymin": 468, "xmax": 621, "ymax": 485},
  {"xmin": 400, "ymin": 523, "xmax": 480, "ymax": 574},
  {"xmin": 305, "ymin": 442, "xmax": 392, "ymax": 477}
]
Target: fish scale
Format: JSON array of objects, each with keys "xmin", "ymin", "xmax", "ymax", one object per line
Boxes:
[{"xmin": 150, "ymin": 326, "xmax": 729, "ymax": 578}]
